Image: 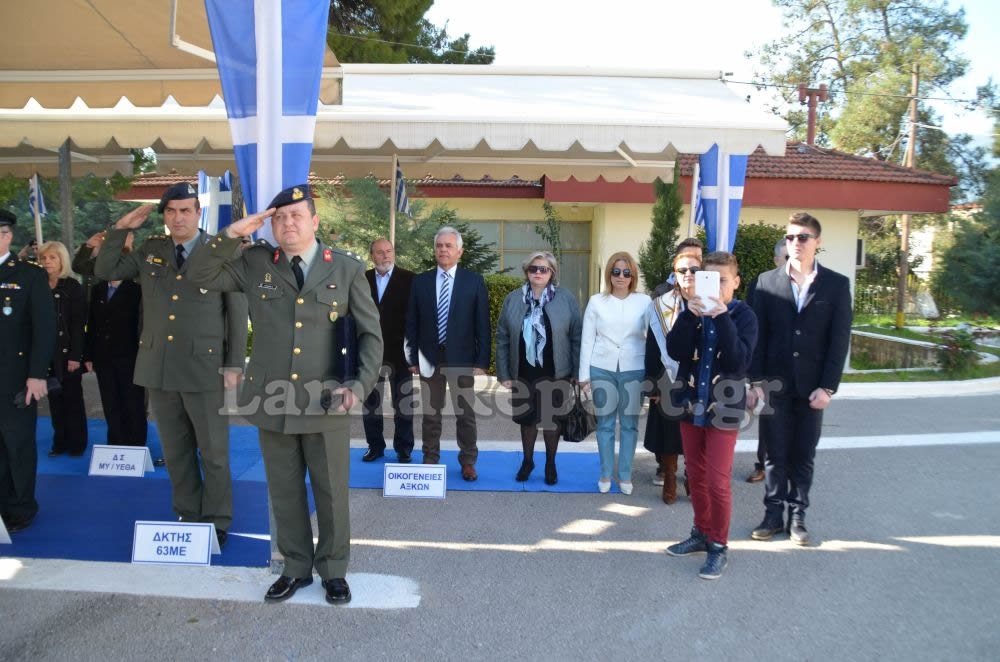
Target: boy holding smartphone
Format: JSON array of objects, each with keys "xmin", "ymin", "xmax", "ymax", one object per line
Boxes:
[{"xmin": 664, "ymin": 251, "xmax": 758, "ymax": 579}]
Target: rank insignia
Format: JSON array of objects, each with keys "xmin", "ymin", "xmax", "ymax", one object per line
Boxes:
[
  {"xmin": 200, "ymin": 288, "xmax": 208, "ymax": 294},
  {"xmin": 323, "ymin": 248, "xmax": 332, "ymax": 262},
  {"xmin": 264, "ymin": 272, "xmax": 272, "ymax": 283}
]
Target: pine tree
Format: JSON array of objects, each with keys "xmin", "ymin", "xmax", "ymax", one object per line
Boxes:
[{"xmin": 638, "ymin": 175, "xmax": 683, "ymax": 292}]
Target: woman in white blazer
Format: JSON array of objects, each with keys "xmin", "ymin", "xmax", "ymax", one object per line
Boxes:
[{"xmin": 579, "ymin": 252, "xmax": 650, "ymax": 494}]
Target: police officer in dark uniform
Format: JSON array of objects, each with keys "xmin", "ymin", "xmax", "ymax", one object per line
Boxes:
[
  {"xmin": 0, "ymin": 210, "xmax": 56, "ymax": 533},
  {"xmin": 186, "ymin": 185, "xmax": 382, "ymax": 605}
]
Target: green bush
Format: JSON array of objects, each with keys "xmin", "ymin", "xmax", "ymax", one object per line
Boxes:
[
  {"xmin": 696, "ymin": 222, "xmax": 786, "ymax": 300},
  {"xmin": 485, "ymin": 274, "xmax": 523, "ymax": 374},
  {"xmin": 937, "ymin": 327, "xmax": 979, "ymax": 375}
]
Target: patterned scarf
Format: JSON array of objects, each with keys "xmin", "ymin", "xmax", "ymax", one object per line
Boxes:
[{"xmin": 522, "ymin": 283, "xmax": 554, "ymax": 367}]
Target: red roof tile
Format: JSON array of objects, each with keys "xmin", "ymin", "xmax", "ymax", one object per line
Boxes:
[{"xmin": 678, "ymin": 142, "xmax": 956, "ymax": 186}]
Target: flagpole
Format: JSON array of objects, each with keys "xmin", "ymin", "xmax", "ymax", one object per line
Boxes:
[
  {"xmin": 389, "ymin": 153, "xmax": 398, "ymax": 247},
  {"xmin": 31, "ymin": 172, "xmax": 44, "ymax": 247},
  {"xmin": 687, "ymin": 163, "xmax": 699, "ymax": 238}
]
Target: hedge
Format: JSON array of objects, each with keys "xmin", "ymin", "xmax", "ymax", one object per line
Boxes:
[
  {"xmin": 485, "ymin": 274, "xmax": 525, "ymax": 374},
  {"xmin": 697, "ymin": 222, "xmax": 786, "ymax": 300}
]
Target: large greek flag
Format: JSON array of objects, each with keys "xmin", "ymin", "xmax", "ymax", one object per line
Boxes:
[
  {"xmin": 28, "ymin": 173, "xmax": 47, "ymax": 217},
  {"xmin": 204, "ymin": 0, "xmax": 328, "ymax": 241},
  {"xmin": 694, "ymin": 144, "xmax": 748, "ymax": 252},
  {"xmin": 198, "ymin": 170, "xmax": 233, "ymax": 235}
]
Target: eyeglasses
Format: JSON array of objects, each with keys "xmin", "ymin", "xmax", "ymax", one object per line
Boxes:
[
  {"xmin": 675, "ymin": 266, "xmax": 700, "ymax": 275},
  {"xmin": 527, "ymin": 265, "xmax": 550, "ymax": 274},
  {"xmin": 611, "ymin": 268, "xmax": 632, "ymax": 278},
  {"xmin": 785, "ymin": 233, "xmax": 816, "ymax": 243}
]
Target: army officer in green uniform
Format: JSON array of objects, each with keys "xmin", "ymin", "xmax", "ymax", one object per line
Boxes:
[
  {"xmin": 95, "ymin": 183, "xmax": 248, "ymax": 547},
  {"xmin": 0, "ymin": 210, "xmax": 56, "ymax": 533},
  {"xmin": 186, "ymin": 185, "xmax": 382, "ymax": 605}
]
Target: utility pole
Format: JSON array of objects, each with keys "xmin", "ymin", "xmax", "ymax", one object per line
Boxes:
[
  {"xmin": 798, "ymin": 83, "xmax": 829, "ymax": 145},
  {"xmin": 895, "ymin": 64, "xmax": 919, "ymax": 329}
]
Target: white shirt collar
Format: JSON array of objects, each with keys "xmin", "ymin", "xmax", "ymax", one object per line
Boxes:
[
  {"xmin": 437, "ymin": 264, "xmax": 458, "ymax": 279},
  {"xmin": 375, "ymin": 265, "xmax": 394, "ymax": 280},
  {"xmin": 0, "ymin": 252, "xmax": 10, "ymax": 266},
  {"xmin": 785, "ymin": 259, "xmax": 819, "ymax": 278}
]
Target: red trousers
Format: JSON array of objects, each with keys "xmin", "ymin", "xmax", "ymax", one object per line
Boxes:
[{"xmin": 680, "ymin": 421, "xmax": 739, "ymax": 545}]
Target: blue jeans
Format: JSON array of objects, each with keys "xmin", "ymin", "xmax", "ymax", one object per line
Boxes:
[{"xmin": 590, "ymin": 366, "xmax": 645, "ymax": 482}]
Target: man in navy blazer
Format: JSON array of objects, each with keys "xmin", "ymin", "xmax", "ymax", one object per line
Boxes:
[
  {"xmin": 747, "ymin": 212, "xmax": 852, "ymax": 546},
  {"xmin": 405, "ymin": 227, "xmax": 490, "ymax": 481}
]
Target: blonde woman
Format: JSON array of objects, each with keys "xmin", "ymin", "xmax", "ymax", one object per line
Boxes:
[
  {"xmin": 579, "ymin": 252, "xmax": 650, "ymax": 494},
  {"xmin": 496, "ymin": 251, "xmax": 582, "ymax": 485},
  {"xmin": 37, "ymin": 241, "xmax": 88, "ymax": 456}
]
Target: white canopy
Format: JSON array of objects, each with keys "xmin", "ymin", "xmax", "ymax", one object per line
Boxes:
[
  {"xmin": 0, "ymin": 65, "xmax": 788, "ymax": 182},
  {"xmin": 0, "ymin": 0, "xmax": 341, "ymax": 108}
]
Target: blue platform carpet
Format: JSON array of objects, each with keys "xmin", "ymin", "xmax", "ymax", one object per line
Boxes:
[
  {"xmin": 5, "ymin": 475, "xmax": 272, "ymax": 567},
  {"xmin": 7, "ymin": 417, "xmax": 618, "ymax": 568},
  {"xmin": 35, "ymin": 416, "xmax": 614, "ymax": 493}
]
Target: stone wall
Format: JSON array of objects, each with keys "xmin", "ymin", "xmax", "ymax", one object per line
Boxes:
[{"xmin": 851, "ymin": 332, "xmax": 939, "ymax": 369}]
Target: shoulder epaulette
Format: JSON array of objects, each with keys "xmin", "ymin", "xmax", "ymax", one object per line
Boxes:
[
  {"xmin": 330, "ymin": 246, "xmax": 363, "ymax": 262},
  {"xmin": 250, "ymin": 238, "xmax": 275, "ymax": 251},
  {"xmin": 146, "ymin": 233, "xmax": 169, "ymax": 241}
]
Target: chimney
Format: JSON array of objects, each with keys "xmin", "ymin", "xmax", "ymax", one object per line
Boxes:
[{"xmin": 798, "ymin": 83, "xmax": 829, "ymax": 145}]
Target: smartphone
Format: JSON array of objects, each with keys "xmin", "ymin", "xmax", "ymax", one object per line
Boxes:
[{"xmin": 694, "ymin": 270, "xmax": 720, "ymax": 300}]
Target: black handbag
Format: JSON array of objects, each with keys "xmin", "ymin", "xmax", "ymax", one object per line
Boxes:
[{"xmin": 561, "ymin": 383, "xmax": 596, "ymax": 442}]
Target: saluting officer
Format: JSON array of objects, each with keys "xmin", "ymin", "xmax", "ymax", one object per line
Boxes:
[
  {"xmin": 186, "ymin": 185, "xmax": 382, "ymax": 606},
  {"xmin": 94, "ymin": 183, "xmax": 248, "ymax": 548},
  {"xmin": 0, "ymin": 210, "xmax": 56, "ymax": 533}
]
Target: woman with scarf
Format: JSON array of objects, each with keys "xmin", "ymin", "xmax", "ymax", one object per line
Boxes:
[
  {"xmin": 644, "ymin": 249, "xmax": 701, "ymax": 504},
  {"xmin": 496, "ymin": 251, "xmax": 582, "ymax": 485}
]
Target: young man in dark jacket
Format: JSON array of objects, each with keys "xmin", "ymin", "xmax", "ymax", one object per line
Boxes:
[{"xmin": 665, "ymin": 251, "xmax": 758, "ymax": 579}]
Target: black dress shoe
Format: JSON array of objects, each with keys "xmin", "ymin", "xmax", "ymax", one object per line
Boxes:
[
  {"xmin": 751, "ymin": 516, "xmax": 785, "ymax": 541},
  {"xmin": 789, "ymin": 520, "xmax": 810, "ymax": 546},
  {"xmin": 515, "ymin": 459, "xmax": 534, "ymax": 482},
  {"xmin": 264, "ymin": 575, "xmax": 313, "ymax": 603},
  {"xmin": 6, "ymin": 515, "xmax": 35, "ymax": 533},
  {"xmin": 322, "ymin": 578, "xmax": 352, "ymax": 604},
  {"xmin": 216, "ymin": 530, "xmax": 228, "ymax": 549},
  {"xmin": 47, "ymin": 449, "xmax": 64, "ymax": 458},
  {"xmin": 397, "ymin": 450, "xmax": 412, "ymax": 463},
  {"xmin": 153, "ymin": 457, "xmax": 166, "ymax": 467},
  {"xmin": 361, "ymin": 449, "xmax": 384, "ymax": 462},
  {"xmin": 544, "ymin": 462, "xmax": 558, "ymax": 485}
]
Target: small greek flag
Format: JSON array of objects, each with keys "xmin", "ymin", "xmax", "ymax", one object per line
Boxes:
[
  {"xmin": 28, "ymin": 173, "xmax": 47, "ymax": 217},
  {"xmin": 198, "ymin": 170, "xmax": 234, "ymax": 235},
  {"xmin": 694, "ymin": 144, "xmax": 748, "ymax": 253},
  {"xmin": 395, "ymin": 163, "xmax": 411, "ymax": 217}
]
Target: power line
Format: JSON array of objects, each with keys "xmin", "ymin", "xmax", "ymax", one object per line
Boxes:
[
  {"xmin": 332, "ymin": 32, "xmax": 482, "ymax": 56},
  {"xmin": 724, "ymin": 78, "xmax": 998, "ymax": 109}
]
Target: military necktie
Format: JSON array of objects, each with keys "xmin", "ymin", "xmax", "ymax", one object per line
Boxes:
[
  {"xmin": 175, "ymin": 244, "xmax": 186, "ymax": 269},
  {"xmin": 291, "ymin": 255, "xmax": 305, "ymax": 291}
]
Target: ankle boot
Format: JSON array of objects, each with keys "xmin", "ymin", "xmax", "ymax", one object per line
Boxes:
[{"xmin": 662, "ymin": 455, "xmax": 678, "ymax": 504}]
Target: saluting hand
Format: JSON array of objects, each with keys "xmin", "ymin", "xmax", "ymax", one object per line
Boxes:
[
  {"xmin": 225, "ymin": 208, "xmax": 275, "ymax": 238},
  {"xmin": 114, "ymin": 204, "xmax": 154, "ymax": 230}
]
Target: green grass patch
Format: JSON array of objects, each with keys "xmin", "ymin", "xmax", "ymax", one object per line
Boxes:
[{"xmin": 853, "ymin": 313, "xmax": 1000, "ymax": 328}]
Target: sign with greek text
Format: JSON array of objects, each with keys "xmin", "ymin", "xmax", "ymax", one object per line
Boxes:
[
  {"xmin": 89, "ymin": 445, "xmax": 153, "ymax": 478},
  {"xmin": 131, "ymin": 521, "xmax": 221, "ymax": 566},
  {"xmin": 383, "ymin": 463, "xmax": 447, "ymax": 499}
]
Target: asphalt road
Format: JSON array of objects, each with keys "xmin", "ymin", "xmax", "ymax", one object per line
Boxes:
[{"xmin": 5, "ymin": 378, "xmax": 999, "ymax": 661}]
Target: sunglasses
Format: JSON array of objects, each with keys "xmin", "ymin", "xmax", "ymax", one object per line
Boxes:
[
  {"xmin": 527, "ymin": 265, "xmax": 550, "ymax": 274},
  {"xmin": 611, "ymin": 268, "xmax": 632, "ymax": 278},
  {"xmin": 675, "ymin": 266, "xmax": 700, "ymax": 275},
  {"xmin": 785, "ymin": 233, "xmax": 816, "ymax": 243}
]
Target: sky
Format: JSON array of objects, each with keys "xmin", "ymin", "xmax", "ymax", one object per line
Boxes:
[{"xmin": 425, "ymin": 0, "xmax": 998, "ymax": 150}]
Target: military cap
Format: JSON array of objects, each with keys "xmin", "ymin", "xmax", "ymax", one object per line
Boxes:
[
  {"xmin": 267, "ymin": 184, "xmax": 312, "ymax": 211},
  {"xmin": 0, "ymin": 208, "xmax": 15, "ymax": 227},
  {"xmin": 158, "ymin": 181, "xmax": 199, "ymax": 214}
]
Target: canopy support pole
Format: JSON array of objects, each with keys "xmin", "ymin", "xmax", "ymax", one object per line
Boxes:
[{"xmin": 58, "ymin": 139, "xmax": 74, "ymax": 252}]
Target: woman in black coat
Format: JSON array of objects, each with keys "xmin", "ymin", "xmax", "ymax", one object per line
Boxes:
[{"xmin": 38, "ymin": 241, "xmax": 88, "ymax": 456}]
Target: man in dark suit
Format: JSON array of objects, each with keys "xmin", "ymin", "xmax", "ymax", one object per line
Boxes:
[
  {"xmin": 362, "ymin": 238, "xmax": 415, "ymax": 463},
  {"xmin": 747, "ymin": 212, "xmax": 852, "ymax": 545},
  {"xmin": 405, "ymin": 226, "xmax": 490, "ymax": 481},
  {"xmin": 84, "ymin": 273, "xmax": 147, "ymax": 447},
  {"xmin": 0, "ymin": 210, "xmax": 56, "ymax": 534}
]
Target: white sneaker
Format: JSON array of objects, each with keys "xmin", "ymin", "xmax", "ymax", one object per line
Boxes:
[
  {"xmin": 620, "ymin": 481, "xmax": 634, "ymax": 495},
  {"xmin": 652, "ymin": 475, "xmax": 665, "ymax": 486},
  {"xmin": 598, "ymin": 479, "xmax": 611, "ymax": 493}
]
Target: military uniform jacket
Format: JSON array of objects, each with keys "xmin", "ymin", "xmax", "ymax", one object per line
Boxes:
[
  {"xmin": 94, "ymin": 229, "xmax": 248, "ymax": 392},
  {"xmin": 0, "ymin": 255, "xmax": 56, "ymax": 394},
  {"xmin": 185, "ymin": 236, "xmax": 383, "ymax": 435}
]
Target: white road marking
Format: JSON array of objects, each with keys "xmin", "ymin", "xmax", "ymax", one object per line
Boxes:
[{"xmin": 0, "ymin": 557, "xmax": 420, "ymax": 609}]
